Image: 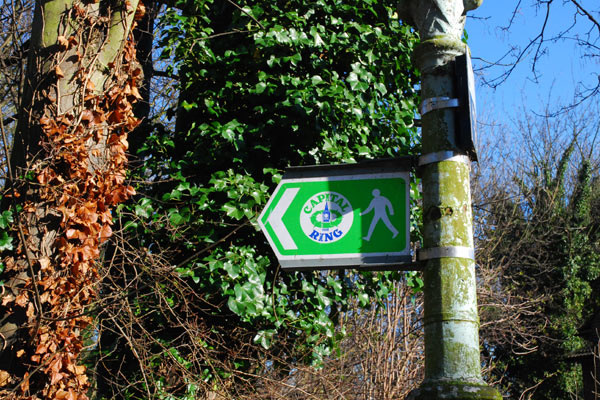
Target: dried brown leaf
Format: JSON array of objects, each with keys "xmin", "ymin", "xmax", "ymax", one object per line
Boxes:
[
  {"xmin": 0, "ymin": 370, "xmax": 11, "ymax": 387},
  {"xmin": 81, "ymin": 110, "xmax": 94, "ymax": 124},
  {"xmin": 15, "ymin": 292, "xmax": 28, "ymax": 307},
  {"xmin": 135, "ymin": 2, "xmax": 146, "ymax": 20},
  {"xmin": 26, "ymin": 302, "xmax": 35, "ymax": 319},
  {"xmin": 50, "ymin": 371, "xmax": 63, "ymax": 385},
  {"xmin": 20, "ymin": 372, "xmax": 29, "ymax": 393},
  {"xmin": 1, "ymin": 294, "xmax": 15, "ymax": 306},
  {"xmin": 57, "ymin": 36, "xmax": 69, "ymax": 49},
  {"xmin": 39, "ymin": 256, "xmax": 51, "ymax": 271},
  {"xmin": 130, "ymin": 85, "xmax": 142, "ymax": 100},
  {"xmin": 55, "ymin": 65, "xmax": 65, "ymax": 79}
]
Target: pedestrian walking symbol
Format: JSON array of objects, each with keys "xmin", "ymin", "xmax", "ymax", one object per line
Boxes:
[{"xmin": 360, "ymin": 189, "xmax": 399, "ymax": 241}]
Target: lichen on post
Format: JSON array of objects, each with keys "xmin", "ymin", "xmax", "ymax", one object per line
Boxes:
[{"xmin": 398, "ymin": 1, "xmax": 501, "ymax": 399}]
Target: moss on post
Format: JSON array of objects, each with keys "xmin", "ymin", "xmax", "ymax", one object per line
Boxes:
[
  {"xmin": 402, "ymin": 1, "xmax": 502, "ymax": 398},
  {"xmin": 409, "ymin": 381, "xmax": 502, "ymax": 400}
]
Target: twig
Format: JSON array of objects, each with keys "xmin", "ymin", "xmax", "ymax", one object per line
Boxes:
[
  {"xmin": 174, "ymin": 219, "xmax": 250, "ymax": 269},
  {"xmin": 224, "ymin": 0, "xmax": 265, "ymax": 30},
  {"xmin": 569, "ymin": 0, "xmax": 600, "ymax": 34}
]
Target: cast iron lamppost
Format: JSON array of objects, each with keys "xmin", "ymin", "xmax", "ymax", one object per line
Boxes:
[{"xmin": 398, "ymin": 1, "xmax": 502, "ymax": 398}]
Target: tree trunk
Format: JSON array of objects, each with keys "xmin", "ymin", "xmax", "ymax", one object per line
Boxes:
[{"xmin": 0, "ymin": 0, "xmax": 143, "ymax": 398}]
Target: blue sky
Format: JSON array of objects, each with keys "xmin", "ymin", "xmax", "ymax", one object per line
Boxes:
[{"xmin": 466, "ymin": 0, "xmax": 599, "ymax": 118}]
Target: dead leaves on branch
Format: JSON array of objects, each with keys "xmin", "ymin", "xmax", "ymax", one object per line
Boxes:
[{"xmin": 0, "ymin": 1, "xmax": 145, "ymax": 399}]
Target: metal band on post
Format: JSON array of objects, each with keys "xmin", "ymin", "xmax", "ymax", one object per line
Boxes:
[
  {"xmin": 417, "ymin": 246, "xmax": 475, "ymax": 261},
  {"xmin": 420, "ymin": 97, "xmax": 459, "ymax": 115},
  {"xmin": 418, "ymin": 151, "xmax": 470, "ymax": 167}
]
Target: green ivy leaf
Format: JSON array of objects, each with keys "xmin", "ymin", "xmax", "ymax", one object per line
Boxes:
[
  {"xmin": 0, "ymin": 211, "xmax": 13, "ymax": 229},
  {"xmin": 0, "ymin": 232, "xmax": 13, "ymax": 251}
]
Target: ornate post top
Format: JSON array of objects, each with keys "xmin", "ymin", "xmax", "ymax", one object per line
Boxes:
[
  {"xmin": 398, "ymin": 0, "xmax": 482, "ymax": 40},
  {"xmin": 398, "ymin": 0, "xmax": 483, "ymax": 70}
]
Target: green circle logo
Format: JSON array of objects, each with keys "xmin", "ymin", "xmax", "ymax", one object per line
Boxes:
[{"xmin": 300, "ymin": 191, "xmax": 354, "ymax": 243}]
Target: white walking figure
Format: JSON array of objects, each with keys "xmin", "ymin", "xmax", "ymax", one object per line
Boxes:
[{"xmin": 360, "ymin": 189, "xmax": 399, "ymax": 241}]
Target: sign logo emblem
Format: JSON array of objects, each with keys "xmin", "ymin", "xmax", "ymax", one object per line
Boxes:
[{"xmin": 300, "ymin": 191, "xmax": 354, "ymax": 243}]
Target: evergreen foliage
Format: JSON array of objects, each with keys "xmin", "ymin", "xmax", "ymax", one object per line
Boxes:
[{"xmin": 94, "ymin": 0, "xmax": 421, "ymax": 397}]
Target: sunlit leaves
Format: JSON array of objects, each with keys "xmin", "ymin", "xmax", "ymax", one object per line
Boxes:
[
  {"xmin": 135, "ymin": 198, "xmax": 154, "ymax": 219},
  {"xmin": 129, "ymin": 0, "xmax": 422, "ymax": 380}
]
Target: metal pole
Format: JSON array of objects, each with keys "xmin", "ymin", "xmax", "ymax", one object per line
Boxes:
[{"xmin": 398, "ymin": 1, "xmax": 502, "ymax": 398}]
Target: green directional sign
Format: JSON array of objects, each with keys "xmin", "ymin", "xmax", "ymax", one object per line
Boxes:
[{"xmin": 259, "ymin": 160, "xmax": 412, "ymax": 269}]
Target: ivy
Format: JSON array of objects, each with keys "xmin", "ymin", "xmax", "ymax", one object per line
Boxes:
[{"xmin": 100, "ymin": 0, "xmax": 421, "ymax": 395}]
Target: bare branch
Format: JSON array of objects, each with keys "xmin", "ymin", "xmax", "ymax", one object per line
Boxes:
[{"xmin": 569, "ymin": 0, "xmax": 600, "ymax": 34}]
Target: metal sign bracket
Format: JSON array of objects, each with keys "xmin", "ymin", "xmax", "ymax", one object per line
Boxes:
[
  {"xmin": 418, "ymin": 151, "xmax": 470, "ymax": 167},
  {"xmin": 416, "ymin": 151, "xmax": 470, "ymax": 178},
  {"xmin": 420, "ymin": 97, "xmax": 459, "ymax": 116},
  {"xmin": 417, "ymin": 246, "xmax": 474, "ymax": 261}
]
